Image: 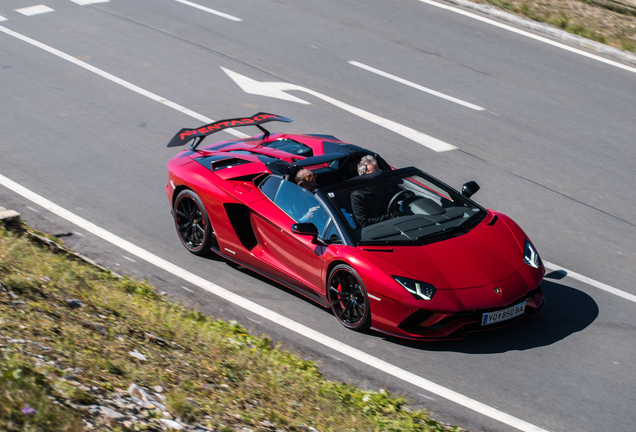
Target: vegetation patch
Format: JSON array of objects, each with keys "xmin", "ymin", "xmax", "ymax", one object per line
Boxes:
[
  {"xmin": 472, "ymin": 0, "xmax": 636, "ymax": 52},
  {"xmin": 0, "ymin": 224, "xmax": 463, "ymax": 431}
]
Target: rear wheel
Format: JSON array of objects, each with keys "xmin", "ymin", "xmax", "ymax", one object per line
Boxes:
[
  {"xmin": 328, "ymin": 264, "xmax": 371, "ymax": 331},
  {"xmin": 174, "ymin": 189, "xmax": 216, "ymax": 256}
]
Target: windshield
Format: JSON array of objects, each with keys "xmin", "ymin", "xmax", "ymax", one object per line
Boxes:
[{"xmin": 324, "ymin": 171, "xmax": 486, "ymax": 245}]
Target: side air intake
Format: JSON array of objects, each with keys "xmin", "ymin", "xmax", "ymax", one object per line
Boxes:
[{"xmin": 224, "ymin": 203, "xmax": 257, "ymax": 250}]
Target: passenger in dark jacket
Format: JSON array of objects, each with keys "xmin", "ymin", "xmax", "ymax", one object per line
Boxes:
[{"xmin": 350, "ymin": 156, "xmax": 396, "ymax": 227}]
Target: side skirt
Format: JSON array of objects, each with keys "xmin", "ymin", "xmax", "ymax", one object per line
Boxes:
[{"xmin": 210, "ymin": 246, "xmax": 329, "ymax": 308}]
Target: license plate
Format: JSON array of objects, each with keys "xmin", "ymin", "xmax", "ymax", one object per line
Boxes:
[{"xmin": 481, "ymin": 302, "xmax": 526, "ymax": 326}]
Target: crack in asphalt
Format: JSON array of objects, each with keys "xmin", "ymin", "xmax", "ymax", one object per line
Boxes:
[{"xmin": 511, "ymin": 172, "xmax": 636, "ymax": 228}]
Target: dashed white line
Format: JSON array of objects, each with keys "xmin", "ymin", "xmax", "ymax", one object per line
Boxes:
[
  {"xmin": 70, "ymin": 0, "xmax": 110, "ymax": 5},
  {"xmin": 0, "ymin": 26, "xmax": 250, "ymax": 140},
  {"xmin": 349, "ymin": 61, "xmax": 485, "ymax": 111},
  {"xmin": 16, "ymin": 5, "xmax": 55, "ymax": 16},
  {"xmin": 181, "ymin": 286, "xmax": 194, "ymax": 293},
  {"xmin": 0, "ymin": 171, "xmax": 549, "ymax": 432},
  {"xmin": 174, "ymin": 0, "xmax": 242, "ymax": 22},
  {"xmin": 27, "ymin": 206, "xmax": 40, "ymax": 213},
  {"xmin": 0, "ymin": 15, "xmax": 7, "ymax": 22},
  {"xmin": 123, "ymin": 256, "xmax": 137, "ymax": 263}
]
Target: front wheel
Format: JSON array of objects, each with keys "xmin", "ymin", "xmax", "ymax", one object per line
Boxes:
[
  {"xmin": 328, "ymin": 264, "xmax": 371, "ymax": 331},
  {"xmin": 174, "ymin": 189, "xmax": 216, "ymax": 256}
]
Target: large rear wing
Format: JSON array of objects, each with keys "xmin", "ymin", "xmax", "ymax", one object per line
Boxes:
[{"xmin": 167, "ymin": 112, "xmax": 292, "ymax": 149}]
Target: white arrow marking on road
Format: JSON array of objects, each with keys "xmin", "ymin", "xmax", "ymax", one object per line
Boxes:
[
  {"xmin": 349, "ymin": 61, "xmax": 485, "ymax": 111},
  {"xmin": 222, "ymin": 68, "xmax": 457, "ymax": 152},
  {"xmin": 222, "ymin": 68, "xmax": 311, "ymax": 105}
]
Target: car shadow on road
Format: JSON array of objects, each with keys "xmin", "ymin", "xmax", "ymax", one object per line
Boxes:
[
  {"xmin": 380, "ymin": 274, "xmax": 599, "ymax": 353},
  {"xmin": 197, "ymin": 255, "xmax": 599, "ymax": 354}
]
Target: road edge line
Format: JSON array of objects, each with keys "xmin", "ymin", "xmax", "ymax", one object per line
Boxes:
[
  {"xmin": 543, "ymin": 261, "xmax": 636, "ymax": 303},
  {"xmin": 0, "ymin": 173, "xmax": 550, "ymax": 432},
  {"xmin": 417, "ymin": 0, "xmax": 636, "ymax": 74}
]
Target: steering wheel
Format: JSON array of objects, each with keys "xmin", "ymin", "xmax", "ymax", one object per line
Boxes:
[{"xmin": 386, "ymin": 190, "xmax": 412, "ymax": 217}]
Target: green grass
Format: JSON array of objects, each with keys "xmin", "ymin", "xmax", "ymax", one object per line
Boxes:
[
  {"xmin": 0, "ymin": 224, "xmax": 462, "ymax": 432},
  {"xmin": 479, "ymin": 0, "xmax": 636, "ymax": 52}
]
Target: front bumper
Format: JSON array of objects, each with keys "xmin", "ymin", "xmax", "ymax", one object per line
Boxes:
[
  {"xmin": 384, "ymin": 286, "xmax": 544, "ymax": 340},
  {"xmin": 369, "ymin": 265, "xmax": 545, "ymax": 340}
]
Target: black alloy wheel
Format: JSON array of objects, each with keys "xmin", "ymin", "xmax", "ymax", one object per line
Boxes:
[
  {"xmin": 328, "ymin": 264, "xmax": 371, "ymax": 331},
  {"xmin": 174, "ymin": 189, "xmax": 216, "ymax": 256}
]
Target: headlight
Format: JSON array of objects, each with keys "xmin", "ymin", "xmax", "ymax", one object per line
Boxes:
[
  {"xmin": 523, "ymin": 239, "xmax": 541, "ymax": 268},
  {"xmin": 393, "ymin": 276, "xmax": 437, "ymax": 300}
]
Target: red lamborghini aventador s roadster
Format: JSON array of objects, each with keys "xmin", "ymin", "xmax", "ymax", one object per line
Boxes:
[{"xmin": 166, "ymin": 113, "xmax": 544, "ymax": 340}]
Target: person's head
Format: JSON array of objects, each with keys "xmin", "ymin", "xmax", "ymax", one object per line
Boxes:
[
  {"xmin": 357, "ymin": 155, "xmax": 380, "ymax": 175},
  {"xmin": 295, "ymin": 168, "xmax": 317, "ymax": 193}
]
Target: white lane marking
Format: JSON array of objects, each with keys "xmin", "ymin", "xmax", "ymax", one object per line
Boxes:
[
  {"xmin": 16, "ymin": 5, "xmax": 55, "ymax": 16},
  {"xmin": 174, "ymin": 0, "xmax": 242, "ymax": 22},
  {"xmin": 0, "ymin": 172, "xmax": 548, "ymax": 432},
  {"xmin": 0, "ymin": 15, "xmax": 7, "ymax": 22},
  {"xmin": 70, "ymin": 0, "xmax": 110, "ymax": 5},
  {"xmin": 123, "ymin": 256, "xmax": 137, "ymax": 262},
  {"xmin": 0, "ymin": 26, "xmax": 250, "ymax": 140},
  {"xmin": 222, "ymin": 67, "xmax": 457, "ymax": 152},
  {"xmin": 418, "ymin": 0, "xmax": 636, "ymax": 75},
  {"xmin": 181, "ymin": 286, "xmax": 194, "ymax": 293},
  {"xmin": 418, "ymin": 392, "xmax": 436, "ymax": 401},
  {"xmin": 544, "ymin": 261, "xmax": 636, "ymax": 303},
  {"xmin": 2, "ymin": 18, "xmax": 629, "ymax": 429},
  {"xmin": 27, "ymin": 206, "xmax": 40, "ymax": 212},
  {"xmin": 349, "ymin": 61, "xmax": 485, "ymax": 111}
]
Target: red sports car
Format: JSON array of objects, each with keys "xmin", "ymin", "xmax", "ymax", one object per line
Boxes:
[{"xmin": 166, "ymin": 113, "xmax": 544, "ymax": 340}]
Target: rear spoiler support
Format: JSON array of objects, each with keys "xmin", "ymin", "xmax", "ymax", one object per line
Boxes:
[{"xmin": 256, "ymin": 124, "xmax": 271, "ymax": 140}]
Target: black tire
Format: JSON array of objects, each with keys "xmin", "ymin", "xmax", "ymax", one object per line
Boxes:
[
  {"xmin": 328, "ymin": 264, "xmax": 371, "ymax": 331},
  {"xmin": 174, "ymin": 189, "xmax": 216, "ymax": 256}
]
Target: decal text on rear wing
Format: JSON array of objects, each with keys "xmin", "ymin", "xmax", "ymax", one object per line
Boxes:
[{"xmin": 167, "ymin": 112, "xmax": 293, "ymax": 149}]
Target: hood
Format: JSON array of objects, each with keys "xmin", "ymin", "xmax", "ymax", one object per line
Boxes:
[{"xmin": 366, "ymin": 219, "xmax": 524, "ymax": 289}]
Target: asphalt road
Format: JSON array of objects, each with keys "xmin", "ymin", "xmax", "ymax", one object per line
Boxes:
[{"xmin": 1, "ymin": 1, "xmax": 635, "ymax": 431}]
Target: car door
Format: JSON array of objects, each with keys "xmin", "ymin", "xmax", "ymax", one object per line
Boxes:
[{"xmin": 251, "ymin": 176, "xmax": 330, "ymax": 293}]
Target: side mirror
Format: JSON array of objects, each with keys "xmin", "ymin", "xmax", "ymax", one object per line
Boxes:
[
  {"xmin": 461, "ymin": 181, "xmax": 480, "ymax": 198},
  {"xmin": 291, "ymin": 223, "xmax": 319, "ymax": 236},
  {"xmin": 291, "ymin": 223, "xmax": 323, "ymax": 245}
]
